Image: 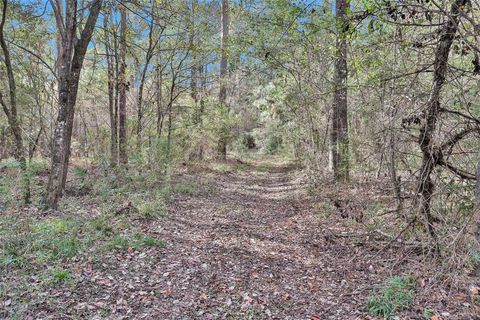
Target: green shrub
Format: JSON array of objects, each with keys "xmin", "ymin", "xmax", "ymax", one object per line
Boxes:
[
  {"xmin": 368, "ymin": 276, "xmax": 416, "ymax": 319},
  {"xmin": 239, "ymin": 133, "xmax": 256, "ymax": 150},
  {"xmin": 266, "ymin": 135, "xmax": 282, "ymax": 154},
  {"xmin": 28, "ymin": 158, "xmax": 49, "ymax": 175}
]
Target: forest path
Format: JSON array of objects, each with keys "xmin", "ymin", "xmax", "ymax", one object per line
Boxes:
[{"xmin": 150, "ymin": 158, "xmax": 377, "ymax": 319}]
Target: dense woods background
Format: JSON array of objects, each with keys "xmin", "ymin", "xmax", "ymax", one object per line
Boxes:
[{"xmin": 1, "ymin": 0, "xmax": 480, "ymax": 318}]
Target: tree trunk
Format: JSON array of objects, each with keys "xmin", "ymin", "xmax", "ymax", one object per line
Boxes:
[
  {"xmin": 44, "ymin": 0, "xmax": 102, "ymax": 209},
  {"xmin": 415, "ymin": 0, "xmax": 466, "ymax": 249},
  {"xmin": 330, "ymin": 0, "xmax": 349, "ymax": 182},
  {"xmin": 104, "ymin": 10, "xmax": 118, "ymax": 167},
  {"xmin": 217, "ymin": 0, "xmax": 229, "ymax": 159},
  {"xmin": 118, "ymin": 2, "xmax": 128, "ymax": 165},
  {"xmin": 156, "ymin": 54, "xmax": 164, "ymax": 137}
]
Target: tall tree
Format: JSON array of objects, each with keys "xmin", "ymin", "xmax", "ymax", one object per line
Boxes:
[
  {"xmin": 103, "ymin": 4, "xmax": 118, "ymax": 167},
  {"xmin": 136, "ymin": 3, "xmax": 159, "ymax": 152},
  {"xmin": 0, "ymin": 0, "xmax": 30, "ymax": 203},
  {"xmin": 44, "ymin": 0, "xmax": 103, "ymax": 208},
  {"xmin": 118, "ymin": 1, "xmax": 128, "ymax": 165},
  {"xmin": 217, "ymin": 0, "xmax": 229, "ymax": 159},
  {"xmin": 330, "ymin": 0, "xmax": 349, "ymax": 182}
]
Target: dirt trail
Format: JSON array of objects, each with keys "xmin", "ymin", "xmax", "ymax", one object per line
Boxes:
[
  {"xmin": 25, "ymin": 158, "xmax": 473, "ymax": 319},
  {"xmin": 148, "ymin": 160, "xmax": 379, "ymax": 319}
]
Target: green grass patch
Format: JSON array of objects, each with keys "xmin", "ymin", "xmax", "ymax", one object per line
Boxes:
[
  {"xmin": 173, "ymin": 182, "xmax": 196, "ymax": 195},
  {"xmin": 210, "ymin": 163, "xmax": 233, "ymax": 174},
  {"xmin": 368, "ymin": 275, "xmax": 416, "ymax": 319},
  {"xmin": 51, "ymin": 269, "xmax": 72, "ymax": 283},
  {"xmin": 0, "ymin": 212, "xmax": 165, "ymax": 269},
  {"xmin": 105, "ymin": 232, "xmax": 164, "ymax": 252}
]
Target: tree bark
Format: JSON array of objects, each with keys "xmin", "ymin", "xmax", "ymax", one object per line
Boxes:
[
  {"xmin": 330, "ymin": 0, "xmax": 350, "ymax": 182},
  {"xmin": 156, "ymin": 53, "xmax": 164, "ymax": 137},
  {"xmin": 217, "ymin": 0, "xmax": 229, "ymax": 159},
  {"xmin": 104, "ymin": 8, "xmax": 118, "ymax": 167},
  {"xmin": 415, "ymin": 0, "xmax": 466, "ymax": 249},
  {"xmin": 44, "ymin": 0, "xmax": 103, "ymax": 209},
  {"xmin": 136, "ymin": 12, "xmax": 157, "ymax": 153},
  {"xmin": 118, "ymin": 2, "xmax": 128, "ymax": 165}
]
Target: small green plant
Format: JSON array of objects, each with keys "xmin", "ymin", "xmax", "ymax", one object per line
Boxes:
[
  {"xmin": 52, "ymin": 270, "xmax": 72, "ymax": 283},
  {"xmin": 469, "ymin": 248, "xmax": 480, "ymax": 270},
  {"xmin": 135, "ymin": 233, "xmax": 164, "ymax": 248},
  {"xmin": 106, "ymin": 234, "xmax": 132, "ymax": 251},
  {"xmin": 422, "ymin": 308, "xmax": 434, "ymax": 319},
  {"xmin": 139, "ymin": 198, "xmax": 166, "ymax": 219},
  {"xmin": 368, "ymin": 275, "xmax": 416, "ymax": 319},
  {"xmin": 73, "ymin": 166, "xmax": 88, "ymax": 178}
]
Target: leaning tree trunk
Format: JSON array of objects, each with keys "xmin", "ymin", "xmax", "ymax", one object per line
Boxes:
[
  {"xmin": 330, "ymin": 0, "xmax": 350, "ymax": 182},
  {"xmin": 415, "ymin": 0, "xmax": 466, "ymax": 250},
  {"xmin": 217, "ymin": 0, "xmax": 229, "ymax": 159},
  {"xmin": 44, "ymin": 0, "xmax": 102, "ymax": 209}
]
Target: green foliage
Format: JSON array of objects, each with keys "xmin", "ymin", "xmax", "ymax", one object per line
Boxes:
[
  {"xmin": 51, "ymin": 269, "xmax": 72, "ymax": 283},
  {"xmin": 210, "ymin": 163, "xmax": 233, "ymax": 174},
  {"xmin": 27, "ymin": 158, "xmax": 49, "ymax": 175},
  {"xmin": 73, "ymin": 166, "xmax": 88, "ymax": 179},
  {"xmin": 368, "ymin": 276, "xmax": 416, "ymax": 319},
  {"xmin": 134, "ymin": 233, "xmax": 163, "ymax": 248},
  {"xmin": 105, "ymin": 232, "xmax": 164, "ymax": 251},
  {"xmin": 173, "ymin": 182, "xmax": 196, "ymax": 195},
  {"xmin": 423, "ymin": 308, "xmax": 434, "ymax": 319},
  {"xmin": 30, "ymin": 218, "xmax": 80, "ymax": 262},
  {"xmin": 138, "ymin": 200, "xmax": 166, "ymax": 219},
  {"xmin": 0, "ymin": 211, "xmax": 165, "ymax": 269},
  {"xmin": 239, "ymin": 133, "xmax": 257, "ymax": 151},
  {"xmin": 266, "ymin": 135, "xmax": 283, "ymax": 154}
]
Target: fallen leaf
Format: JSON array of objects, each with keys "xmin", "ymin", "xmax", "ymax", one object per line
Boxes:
[
  {"xmin": 470, "ymin": 286, "xmax": 480, "ymax": 296},
  {"xmin": 162, "ymin": 287, "xmax": 172, "ymax": 297},
  {"xmin": 418, "ymin": 278, "xmax": 426, "ymax": 288}
]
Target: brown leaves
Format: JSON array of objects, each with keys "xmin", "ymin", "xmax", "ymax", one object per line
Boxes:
[
  {"xmin": 161, "ymin": 287, "xmax": 173, "ymax": 298},
  {"xmin": 418, "ymin": 278, "xmax": 426, "ymax": 288},
  {"xmin": 469, "ymin": 286, "xmax": 480, "ymax": 296}
]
